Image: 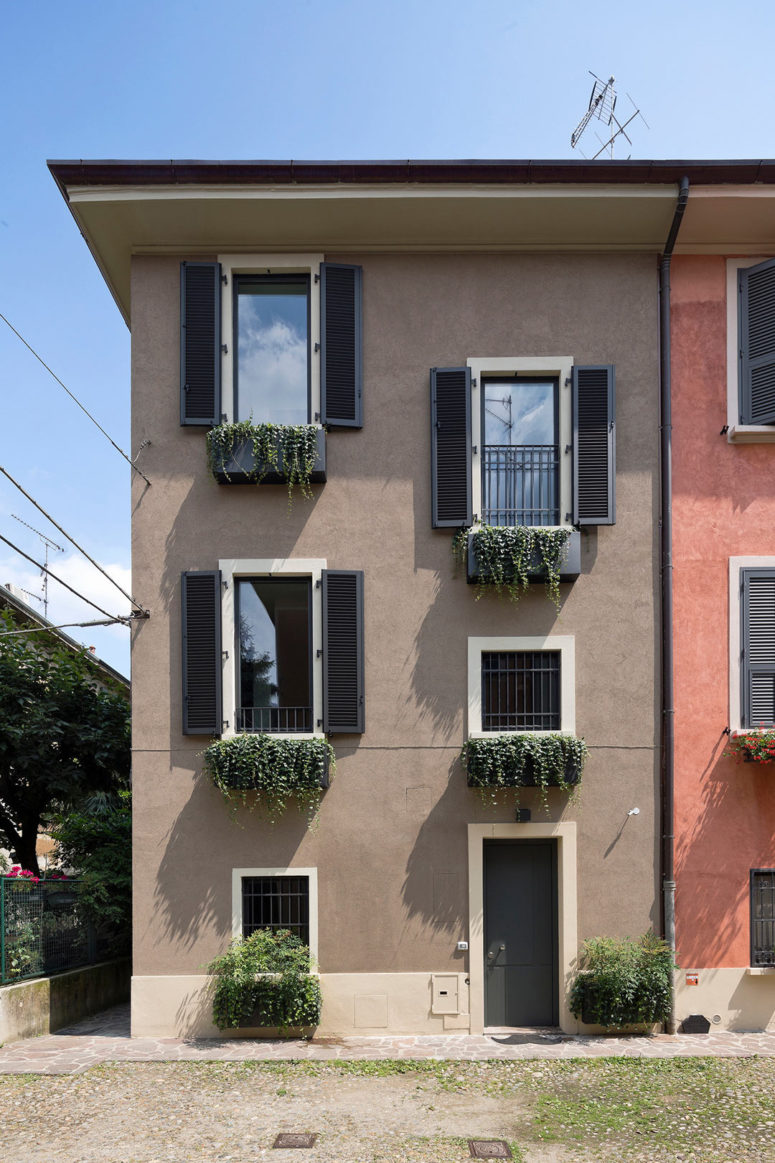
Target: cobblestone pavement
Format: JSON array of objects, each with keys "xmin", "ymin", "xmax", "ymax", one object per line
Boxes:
[{"xmin": 2, "ymin": 1005, "xmax": 775, "ymax": 1074}]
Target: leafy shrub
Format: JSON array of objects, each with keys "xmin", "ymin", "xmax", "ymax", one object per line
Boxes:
[
  {"xmin": 208, "ymin": 929, "xmax": 322, "ymax": 1031},
  {"xmin": 569, "ymin": 932, "xmax": 674, "ymax": 1029},
  {"xmin": 463, "ymin": 733, "xmax": 587, "ymax": 811},
  {"xmin": 203, "ymin": 734, "xmax": 333, "ymax": 823}
]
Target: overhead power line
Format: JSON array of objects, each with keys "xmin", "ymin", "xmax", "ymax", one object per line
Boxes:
[
  {"xmin": 0, "ymin": 312, "xmax": 151, "ymax": 486},
  {"xmin": 0, "ymin": 465, "xmax": 148, "ymax": 616},
  {"xmin": 0, "ymin": 531, "xmax": 125, "ymax": 622}
]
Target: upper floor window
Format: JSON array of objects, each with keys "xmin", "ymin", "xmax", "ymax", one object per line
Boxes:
[
  {"xmin": 481, "ymin": 377, "xmax": 559, "ymax": 526},
  {"xmin": 237, "ymin": 577, "xmax": 312, "ymax": 734},
  {"xmin": 235, "ymin": 275, "xmax": 310, "ymax": 425},
  {"xmin": 751, "ymin": 869, "xmax": 775, "ymax": 968},
  {"xmin": 725, "ymin": 258, "xmax": 775, "ymax": 441}
]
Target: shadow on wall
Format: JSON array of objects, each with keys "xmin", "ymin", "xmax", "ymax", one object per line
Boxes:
[{"xmin": 676, "ymin": 728, "xmax": 753, "ymax": 967}]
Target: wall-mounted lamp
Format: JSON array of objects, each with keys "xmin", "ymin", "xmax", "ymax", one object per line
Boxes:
[{"xmin": 627, "ymin": 807, "xmax": 640, "ymax": 816}]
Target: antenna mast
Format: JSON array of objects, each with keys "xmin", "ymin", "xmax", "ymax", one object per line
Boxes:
[
  {"xmin": 11, "ymin": 515, "xmax": 65, "ymax": 619},
  {"xmin": 570, "ymin": 72, "xmax": 648, "ymax": 159}
]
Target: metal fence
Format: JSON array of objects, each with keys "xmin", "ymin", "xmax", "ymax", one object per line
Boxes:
[
  {"xmin": 0, "ymin": 877, "xmax": 108, "ymax": 985},
  {"xmin": 482, "ymin": 444, "xmax": 560, "ymax": 526}
]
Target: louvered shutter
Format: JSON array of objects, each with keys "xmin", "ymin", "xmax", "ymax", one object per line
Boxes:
[
  {"xmin": 322, "ymin": 570, "xmax": 364, "ymax": 734},
  {"xmin": 182, "ymin": 571, "xmax": 222, "ymax": 735},
  {"xmin": 739, "ymin": 258, "xmax": 775, "ymax": 425},
  {"xmin": 320, "ymin": 263, "xmax": 363, "ymax": 428},
  {"xmin": 430, "ymin": 367, "xmax": 472, "ymax": 528},
  {"xmin": 180, "ymin": 262, "xmax": 221, "ymax": 426},
  {"xmin": 742, "ymin": 569, "xmax": 775, "ymax": 728},
  {"xmin": 572, "ymin": 365, "xmax": 615, "ymax": 526}
]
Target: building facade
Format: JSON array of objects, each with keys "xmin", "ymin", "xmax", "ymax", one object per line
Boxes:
[{"xmin": 49, "ymin": 159, "xmax": 724, "ymax": 1038}]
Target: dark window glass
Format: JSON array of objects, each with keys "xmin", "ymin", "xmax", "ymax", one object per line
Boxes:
[
  {"xmin": 235, "ymin": 275, "xmax": 309, "ymax": 425},
  {"xmin": 237, "ymin": 578, "xmax": 311, "ymax": 733},
  {"xmin": 752, "ymin": 869, "xmax": 775, "ymax": 967},
  {"xmin": 242, "ymin": 876, "xmax": 310, "ymax": 945},
  {"xmin": 482, "ymin": 651, "xmax": 561, "ymax": 732},
  {"xmin": 482, "ymin": 378, "xmax": 559, "ymax": 526}
]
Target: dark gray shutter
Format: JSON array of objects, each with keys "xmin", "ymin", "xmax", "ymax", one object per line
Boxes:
[
  {"xmin": 320, "ymin": 263, "xmax": 363, "ymax": 428},
  {"xmin": 572, "ymin": 364, "xmax": 615, "ymax": 526},
  {"xmin": 742, "ymin": 569, "xmax": 775, "ymax": 728},
  {"xmin": 322, "ymin": 570, "xmax": 364, "ymax": 734},
  {"xmin": 739, "ymin": 258, "xmax": 775, "ymax": 425},
  {"xmin": 430, "ymin": 367, "xmax": 472, "ymax": 528},
  {"xmin": 180, "ymin": 261, "xmax": 221, "ymax": 426},
  {"xmin": 182, "ymin": 570, "xmax": 222, "ymax": 735}
]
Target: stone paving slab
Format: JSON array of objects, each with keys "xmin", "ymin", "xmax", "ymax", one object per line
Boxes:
[{"xmin": 2, "ymin": 1003, "xmax": 775, "ymax": 1075}]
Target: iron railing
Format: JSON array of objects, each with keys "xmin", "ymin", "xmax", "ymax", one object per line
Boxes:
[
  {"xmin": 0, "ymin": 878, "xmax": 107, "ymax": 985},
  {"xmin": 482, "ymin": 444, "xmax": 559, "ymax": 526},
  {"xmin": 236, "ymin": 706, "xmax": 312, "ymax": 734}
]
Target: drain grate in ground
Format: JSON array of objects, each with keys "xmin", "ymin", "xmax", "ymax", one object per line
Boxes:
[
  {"xmin": 468, "ymin": 1141, "xmax": 512, "ymax": 1159},
  {"xmin": 272, "ymin": 1132, "xmax": 318, "ymax": 1149}
]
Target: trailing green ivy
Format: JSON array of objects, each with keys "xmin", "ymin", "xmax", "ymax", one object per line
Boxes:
[
  {"xmin": 463, "ymin": 732, "xmax": 587, "ymax": 811},
  {"xmin": 203, "ymin": 734, "xmax": 334, "ymax": 823},
  {"xmin": 453, "ymin": 525, "xmax": 571, "ymax": 608},
  {"xmin": 208, "ymin": 928, "xmax": 322, "ymax": 1032},
  {"xmin": 206, "ymin": 420, "xmax": 319, "ymax": 504},
  {"xmin": 569, "ymin": 932, "xmax": 674, "ymax": 1030}
]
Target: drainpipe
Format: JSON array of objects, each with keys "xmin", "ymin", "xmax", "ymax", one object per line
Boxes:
[{"xmin": 660, "ymin": 176, "xmax": 689, "ymax": 1034}]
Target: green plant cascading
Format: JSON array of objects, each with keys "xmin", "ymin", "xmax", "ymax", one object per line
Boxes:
[
  {"xmin": 203, "ymin": 733, "xmax": 334, "ymax": 823},
  {"xmin": 463, "ymin": 732, "xmax": 587, "ymax": 811},
  {"xmin": 206, "ymin": 420, "xmax": 319, "ymax": 505},
  {"xmin": 452, "ymin": 525, "xmax": 571, "ymax": 608},
  {"xmin": 208, "ymin": 928, "xmax": 322, "ymax": 1031},
  {"xmin": 569, "ymin": 932, "xmax": 675, "ymax": 1030}
]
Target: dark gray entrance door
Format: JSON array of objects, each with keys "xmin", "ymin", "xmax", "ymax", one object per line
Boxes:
[{"xmin": 484, "ymin": 840, "xmax": 557, "ymax": 1026}]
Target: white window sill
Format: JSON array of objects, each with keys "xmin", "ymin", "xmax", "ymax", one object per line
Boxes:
[
  {"xmin": 746, "ymin": 967, "xmax": 775, "ymax": 976},
  {"xmin": 727, "ymin": 425, "xmax": 775, "ymax": 444}
]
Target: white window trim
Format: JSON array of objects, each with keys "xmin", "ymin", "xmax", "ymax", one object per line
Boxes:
[
  {"xmin": 467, "ymin": 356, "xmax": 574, "ymax": 527},
  {"xmin": 725, "ymin": 258, "xmax": 775, "ymax": 443},
  {"xmin": 231, "ymin": 866, "xmax": 319, "ymax": 964},
  {"xmin": 220, "ymin": 557, "xmax": 326, "ymax": 740},
  {"xmin": 218, "ymin": 252, "xmax": 325, "ymax": 425},
  {"xmin": 467, "ymin": 635, "xmax": 575, "ymax": 738},
  {"xmin": 729, "ymin": 556, "xmax": 775, "ymax": 732}
]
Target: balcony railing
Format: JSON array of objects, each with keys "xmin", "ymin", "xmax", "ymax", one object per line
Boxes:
[
  {"xmin": 482, "ymin": 444, "xmax": 559, "ymax": 526},
  {"xmin": 236, "ymin": 706, "xmax": 312, "ymax": 734}
]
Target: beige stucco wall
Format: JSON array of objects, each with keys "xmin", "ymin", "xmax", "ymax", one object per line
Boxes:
[{"xmin": 130, "ymin": 251, "xmax": 660, "ymax": 1032}]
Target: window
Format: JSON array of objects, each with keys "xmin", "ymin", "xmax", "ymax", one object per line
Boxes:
[
  {"xmin": 729, "ymin": 559, "xmax": 775, "ymax": 731},
  {"xmin": 181, "ymin": 559, "xmax": 364, "ymax": 737},
  {"xmin": 180, "ymin": 256, "xmax": 363, "ymax": 429},
  {"xmin": 236, "ymin": 578, "xmax": 312, "ymax": 734},
  {"xmin": 234, "ymin": 274, "xmax": 310, "ymax": 425},
  {"xmin": 232, "ymin": 867, "xmax": 318, "ymax": 960},
  {"xmin": 751, "ymin": 869, "xmax": 775, "ymax": 967},
  {"xmin": 481, "ymin": 377, "xmax": 559, "ymax": 526},
  {"xmin": 430, "ymin": 357, "xmax": 615, "ymax": 529},
  {"xmin": 468, "ymin": 636, "xmax": 575, "ymax": 737},
  {"xmin": 726, "ymin": 258, "xmax": 775, "ymax": 441},
  {"xmin": 482, "ymin": 650, "xmax": 561, "ymax": 731}
]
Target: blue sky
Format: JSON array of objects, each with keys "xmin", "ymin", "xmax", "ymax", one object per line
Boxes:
[{"xmin": 1, "ymin": 0, "xmax": 774, "ymax": 675}]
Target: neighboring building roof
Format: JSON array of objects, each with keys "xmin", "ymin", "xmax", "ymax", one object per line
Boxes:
[
  {"xmin": 48, "ymin": 158, "xmax": 775, "ymax": 325},
  {"xmin": 0, "ymin": 583, "xmax": 129, "ymax": 693}
]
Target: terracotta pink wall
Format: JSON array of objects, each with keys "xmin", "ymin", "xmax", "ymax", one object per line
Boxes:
[{"xmin": 672, "ymin": 255, "xmax": 775, "ymax": 968}]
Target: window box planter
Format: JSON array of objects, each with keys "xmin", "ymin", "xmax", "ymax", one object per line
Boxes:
[
  {"xmin": 208, "ymin": 425, "xmax": 326, "ymax": 485},
  {"xmin": 728, "ymin": 730, "xmax": 775, "ymax": 764},
  {"xmin": 203, "ymin": 734, "xmax": 333, "ymax": 823},
  {"xmin": 465, "ymin": 529, "xmax": 580, "ymax": 586},
  {"xmin": 463, "ymin": 733, "xmax": 587, "ymax": 806}
]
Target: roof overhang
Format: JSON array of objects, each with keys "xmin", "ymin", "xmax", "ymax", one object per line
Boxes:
[{"xmin": 48, "ymin": 159, "xmax": 775, "ymax": 326}]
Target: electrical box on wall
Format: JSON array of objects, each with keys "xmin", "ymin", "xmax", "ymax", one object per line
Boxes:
[{"xmin": 431, "ymin": 974, "xmax": 460, "ymax": 1015}]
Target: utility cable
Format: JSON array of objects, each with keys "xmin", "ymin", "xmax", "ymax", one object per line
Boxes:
[
  {"xmin": 0, "ymin": 464, "xmax": 148, "ymax": 615},
  {"xmin": 0, "ymin": 312, "xmax": 151, "ymax": 486},
  {"xmin": 0, "ymin": 618, "xmax": 128, "ymax": 637},
  {"xmin": 0, "ymin": 532, "xmax": 120, "ymax": 621}
]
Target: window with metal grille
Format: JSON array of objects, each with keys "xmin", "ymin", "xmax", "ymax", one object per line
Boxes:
[
  {"xmin": 242, "ymin": 876, "xmax": 310, "ymax": 944},
  {"xmin": 751, "ymin": 869, "xmax": 775, "ymax": 967},
  {"xmin": 481, "ymin": 651, "xmax": 561, "ymax": 731}
]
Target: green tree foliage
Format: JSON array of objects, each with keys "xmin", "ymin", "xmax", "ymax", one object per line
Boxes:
[
  {"xmin": 0, "ymin": 610, "xmax": 130, "ymax": 874},
  {"xmin": 50, "ymin": 791, "xmax": 132, "ymax": 954}
]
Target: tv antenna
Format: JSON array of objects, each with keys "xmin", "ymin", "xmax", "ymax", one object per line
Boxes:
[
  {"xmin": 570, "ymin": 72, "xmax": 648, "ymax": 159},
  {"xmin": 11, "ymin": 515, "xmax": 65, "ymax": 620}
]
